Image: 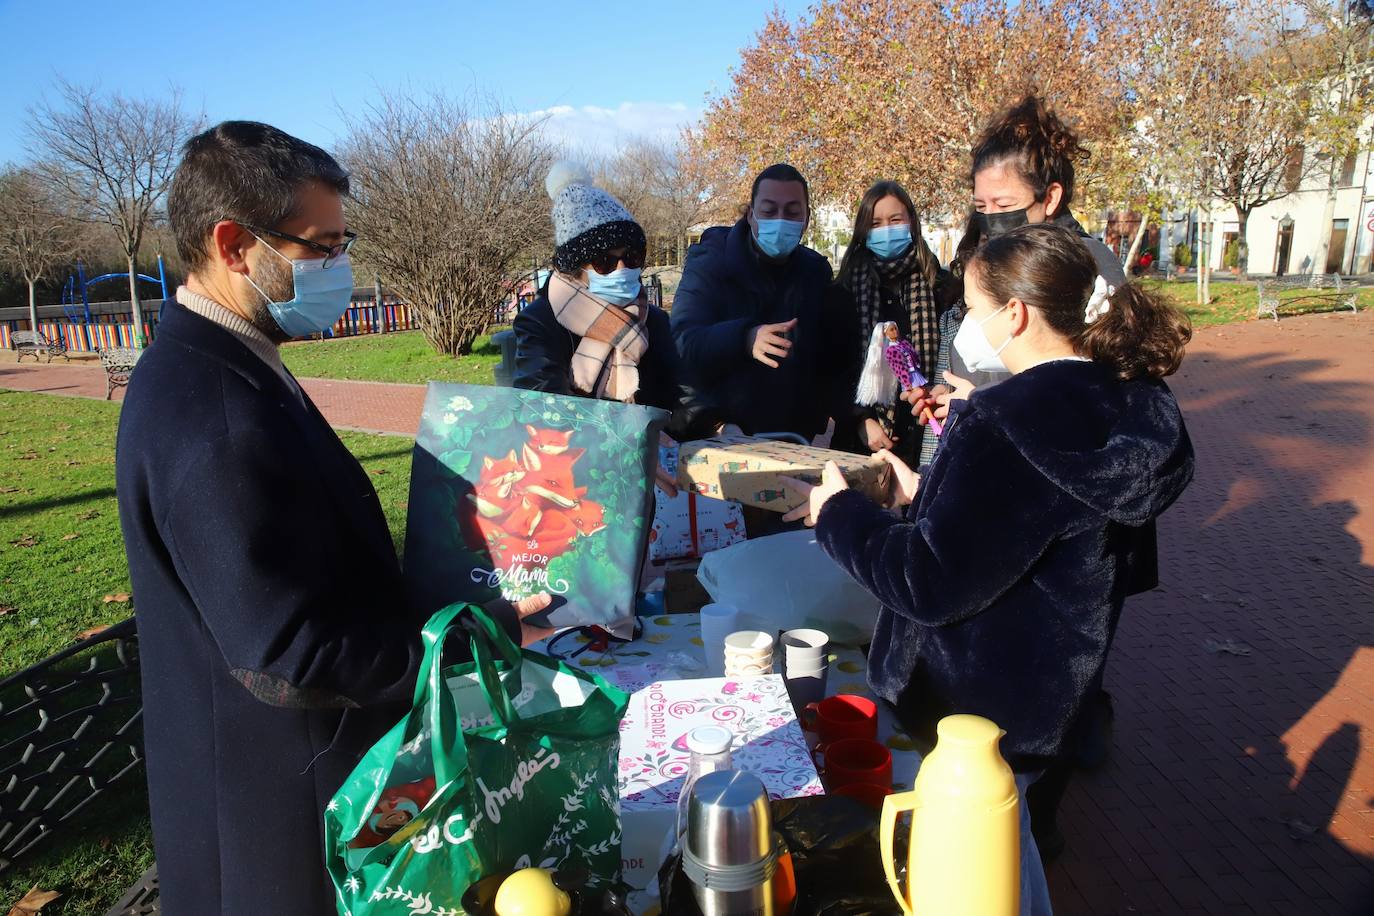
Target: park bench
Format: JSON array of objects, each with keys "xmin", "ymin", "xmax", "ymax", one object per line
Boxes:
[
  {"xmin": 0, "ymin": 618, "xmax": 160, "ymax": 914},
  {"xmin": 99, "ymin": 347, "xmax": 141, "ymax": 400},
  {"xmin": 1255, "ymin": 273, "xmax": 1360, "ymax": 322},
  {"xmin": 11, "ymin": 330, "xmax": 69, "ymax": 364}
]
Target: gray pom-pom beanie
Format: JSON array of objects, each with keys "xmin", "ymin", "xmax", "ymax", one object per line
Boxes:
[{"xmin": 546, "ymin": 160, "xmax": 646, "ymax": 274}]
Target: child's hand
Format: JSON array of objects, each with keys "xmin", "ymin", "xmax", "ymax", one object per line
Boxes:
[
  {"xmin": 875, "ymin": 449, "xmax": 920, "ymax": 506},
  {"xmin": 780, "ymin": 462, "xmax": 849, "ymax": 526}
]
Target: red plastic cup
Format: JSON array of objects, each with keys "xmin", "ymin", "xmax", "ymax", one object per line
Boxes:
[
  {"xmin": 832, "ymin": 781, "xmax": 895, "ymax": 811},
  {"xmin": 802, "ymin": 694, "xmax": 878, "ymax": 745},
  {"xmin": 815, "ymin": 738, "xmax": 893, "ymax": 791}
]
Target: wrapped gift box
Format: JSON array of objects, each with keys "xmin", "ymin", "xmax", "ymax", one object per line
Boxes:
[
  {"xmin": 677, "ymin": 436, "xmax": 892, "ymax": 514},
  {"xmin": 650, "ymin": 490, "xmax": 747, "ymax": 561},
  {"xmin": 607, "ymin": 673, "xmax": 823, "ymax": 888}
]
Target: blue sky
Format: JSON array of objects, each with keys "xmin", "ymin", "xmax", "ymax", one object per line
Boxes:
[{"xmin": 0, "ymin": 0, "xmax": 808, "ymax": 166}]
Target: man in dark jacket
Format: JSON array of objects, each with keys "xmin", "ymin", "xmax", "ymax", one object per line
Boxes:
[
  {"xmin": 116, "ymin": 122, "xmax": 544, "ymax": 914},
  {"xmin": 670, "ymin": 163, "xmax": 846, "ymax": 440}
]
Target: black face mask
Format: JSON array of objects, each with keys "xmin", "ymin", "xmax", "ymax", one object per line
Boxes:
[{"xmin": 974, "ymin": 208, "xmax": 1031, "ymax": 238}]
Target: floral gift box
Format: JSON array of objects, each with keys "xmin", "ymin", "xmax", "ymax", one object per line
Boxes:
[{"xmin": 403, "ymin": 383, "xmax": 668, "ymax": 629}]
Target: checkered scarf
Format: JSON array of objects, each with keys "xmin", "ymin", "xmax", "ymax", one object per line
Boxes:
[
  {"xmin": 547, "ymin": 272, "xmax": 649, "ymax": 402},
  {"xmin": 851, "ymin": 247, "xmax": 939, "ymax": 426}
]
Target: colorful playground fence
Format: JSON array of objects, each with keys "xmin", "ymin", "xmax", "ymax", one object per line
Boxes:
[{"xmin": 2, "ymin": 290, "xmax": 419, "ymax": 352}]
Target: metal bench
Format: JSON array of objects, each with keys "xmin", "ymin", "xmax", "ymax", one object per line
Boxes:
[
  {"xmin": 100, "ymin": 347, "xmax": 141, "ymax": 400},
  {"xmin": 11, "ymin": 330, "xmax": 69, "ymax": 364},
  {"xmin": 0, "ymin": 618, "xmax": 159, "ymax": 914},
  {"xmin": 1255, "ymin": 273, "xmax": 1359, "ymax": 322}
]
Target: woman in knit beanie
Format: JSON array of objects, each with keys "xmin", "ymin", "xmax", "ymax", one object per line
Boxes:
[{"xmin": 514, "ymin": 162, "xmax": 722, "ymax": 484}]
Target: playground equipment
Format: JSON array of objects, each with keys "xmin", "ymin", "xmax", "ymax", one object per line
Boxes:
[{"xmin": 61, "ymin": 255, "xmax": 168, "ymax": 325}]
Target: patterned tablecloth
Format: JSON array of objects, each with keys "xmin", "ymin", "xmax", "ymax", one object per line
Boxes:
[{"xmin": 538, "ymin": 612, "xmax": 921, "ymax": 914}]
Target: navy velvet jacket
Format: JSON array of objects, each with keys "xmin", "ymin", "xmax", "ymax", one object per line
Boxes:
[
  {"xmin": 115, "ymin": 300, "xmax": 512, "ymax": 913},
  {"xmin": 816, "ymin": 360, "xmax": 1194, "ymax": 772}
]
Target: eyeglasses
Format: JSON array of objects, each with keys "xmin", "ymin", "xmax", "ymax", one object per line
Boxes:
[
  {"xmin": 587, "ymin": 248, "xmax": 646, "ymax": 275},
  {"xmin": 242, "ymin": 223, "xmax": 358, "ymax": 268}
]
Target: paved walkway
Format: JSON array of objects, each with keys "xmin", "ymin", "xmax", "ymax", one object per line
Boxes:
[
  {"xmin": 4, "ymin": 313, "xmax": 1374, "ymax": 913},
  {"xmin": 0, "ymin": 356, "xmax": 426, "ymax": 435}
]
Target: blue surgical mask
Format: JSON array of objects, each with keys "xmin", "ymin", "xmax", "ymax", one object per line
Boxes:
[
  {"xmin": 586, "ymin": 266, "xmax": 642, "ymax": 306},
  {"xmin": 245, "ymin": 234, "xmax": 355, "ymax": 337},
  {"xmin": 866, "ymin": 224, "xmax": 913, "ymax": 260},
  {"xmin": 753, "ymin": 218, "xmax": 805, "ymax": 259}
]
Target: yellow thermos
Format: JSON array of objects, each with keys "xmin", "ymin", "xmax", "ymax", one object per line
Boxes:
[{"xmin": 879, "ymin": 714, "xmax": 1020, "ymax": 915}]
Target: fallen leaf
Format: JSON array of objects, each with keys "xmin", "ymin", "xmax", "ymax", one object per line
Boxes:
[
  {"xmin": 65, "ymin": 460, "xmax": 81, "ymax": 467},
  {"xmin": 1203, "ymin": 638, "xmax": 1252, "ymax": 657},
  {"xmin": 18, "ymin": 452, "xmax": 38, "ymax": 460},
  {"xmin": 0, "ymin": 486, "xmax": 19, "ymax": 493},
  {"xmin": 77, "ymin": 509, "xmax": 100, "ymax": 520},
  {"xmin": 76, "ymin": 626, "xmax": 110, "ymax": 642},
  {"xmin": 98, "ymin": 836, "xmax": 112, "ymax": 850},
  {"xmin": 371, "ymin": 469, "xmax": 388, "ymax": 476},
  {"xmin": 102, "ymin": 593, "xmax": 132, "ymax": 604},
  {"xmin": 62, "ymin": 533, "xmax": 80, "ymax": 541},
  {"xmin": 0, "ymin": 606, "xmax": 14, "ymax": 616},
  {"xmin": 10, "ymin": 535, "xmax": 37, "ymax": 548},
  {"xmin": 7, "ymin": 885, "xmax": 61, "ymax": 914}
]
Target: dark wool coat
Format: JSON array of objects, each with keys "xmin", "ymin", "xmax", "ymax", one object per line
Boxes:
[
  {"xmin": 670, "ymin": 218, "xmax": 847, "ymax": 440},
  {"xmin": 816, "ymin": 360, "xmax": 1193, "ymax": 772},
  {"xmin": 115, "ymin": 300, "xmax": 516, "ymax": 914},
  {"xmin": 513, "ymin": 291, "xmax": 720, "ymax": 439}
]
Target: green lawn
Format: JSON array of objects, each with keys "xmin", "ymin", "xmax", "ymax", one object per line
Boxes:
[
  {"xmin": 0, "ymin": 389, "xmax": 413, "ymax": 915},
  {"xmin": 1148, "ymin": 277, "xmax": 1374, "ymax": 328},
  {"xmin": 281, "ymin": 328, "xmax": 506, "ymax": 386}
]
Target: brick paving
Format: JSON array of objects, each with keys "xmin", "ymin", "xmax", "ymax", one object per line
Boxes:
[
  {"xmin": 0, "ymin": 354, "xmax": 425, "ymax": 435},
  {"xmin": 4, "ymin": 313, "xmax": 1374, "ymax": 912},
  {"xmin": 1047, "ymin": 310, "xmax": 1374, "ymax": 915}
]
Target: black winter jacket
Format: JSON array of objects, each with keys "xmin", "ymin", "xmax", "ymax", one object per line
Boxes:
[
  {"xmin": 670, "ymin": 219, "xmax": 846, "ymax": 439},
  {"xmin": 513, "ymin": 291, "xmax": 719, "ymax": 440},
  {"xmin": 115, "ymin": 300, "xmax": 516, "ymax": 913},
  {"xmin": 816, "ymin": 360, "xmax": 1193, "ymax": 772}
]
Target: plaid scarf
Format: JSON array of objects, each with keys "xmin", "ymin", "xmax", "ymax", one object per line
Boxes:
[
  {"xmin": 851, "ymin": 247, "xmax": 939, "ymax": 426},
  {"xmin": 547, "ymin": 273, "xmax": 650, "ymax": 402}
]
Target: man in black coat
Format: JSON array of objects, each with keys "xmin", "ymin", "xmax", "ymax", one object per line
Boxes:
[
  {"xmin": 116, "ymin": 122, "xmax": 545, "ymax": 914},
  {"xmin": 670, "ymin": 164, "xmax": 848, "ymax": 441}
]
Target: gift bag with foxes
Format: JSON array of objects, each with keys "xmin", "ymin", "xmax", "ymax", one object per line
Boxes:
[{"xmin": 403, "ymin": 384, "xmax": 668, "ymax": 629}]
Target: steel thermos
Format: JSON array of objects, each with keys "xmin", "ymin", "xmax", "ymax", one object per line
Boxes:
[{"xmin": 681, "ymin": 770, "xmax": 778, "ymax": 916}]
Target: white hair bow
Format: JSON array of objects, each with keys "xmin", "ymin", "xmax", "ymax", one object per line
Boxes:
[{"xmin": 1084, "ymin": 275, "xmax": 1115, "ymax": 324}]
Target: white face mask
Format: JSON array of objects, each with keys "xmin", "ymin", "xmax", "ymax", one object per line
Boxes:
[{"xmin": 952, "ymin": 305, "xmax": 1012, "ymax": 373}]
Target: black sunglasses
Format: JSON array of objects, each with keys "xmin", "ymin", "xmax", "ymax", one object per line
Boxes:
[
  {"xmin": 587, "ymin": 248, "xmax": 646, "ymax": 275},
  {"xmin": 242, "ymin": 223, "xmax": 358, "ymax": 268}
]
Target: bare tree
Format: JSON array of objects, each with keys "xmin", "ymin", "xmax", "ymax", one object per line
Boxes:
[
  {"xmin": 1201, "ymin": 80, "xmax": 1314, "ymax": 276},
  {"xmin": 1269, "ymin": 0, "xmax": 1374, "ymax": 274},
  {"xmin": 604, "ymin": 136, "xmax": 724, "ymax": 265},
  {"xmin": 27, "ymin": 80, "xmax": 201, "ymax": 347},
  {"xmin": 342, "ymin": 92, "xmax": 555, "ymax": 356},
  {"xmin": 0, "ymin": 166, "xmax": 83, "ymax": 333}
]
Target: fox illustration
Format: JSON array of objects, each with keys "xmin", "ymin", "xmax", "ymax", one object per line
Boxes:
[
  {"xmin": 522, "ymin": 429, "xmax": 586, "ymax": 509},
  {"xmin": 469, "ymin": 450, "xmax": 525, "ymax": 519}
]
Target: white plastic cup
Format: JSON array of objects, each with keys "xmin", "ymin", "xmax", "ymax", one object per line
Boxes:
[
  {"xmin": 782, "ymin": 628, "xmax": 829, "ymax": 665},
  {"xmin": 699, "ymin": 604, "xmax": 741, "ymax": 677},
  {"xmin": 723, "ymin": 630, "xmax": 775, "ymax": 677}
]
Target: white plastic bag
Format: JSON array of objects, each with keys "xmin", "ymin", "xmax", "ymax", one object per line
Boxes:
[{"xmin": 695, "ymin": 530, "xmax": 880, "ymax": 647}]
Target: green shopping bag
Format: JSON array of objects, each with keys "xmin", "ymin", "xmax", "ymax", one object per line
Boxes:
[{"xmin": 324, "ymin": 603, "xmax": 630, "ymax": 914}]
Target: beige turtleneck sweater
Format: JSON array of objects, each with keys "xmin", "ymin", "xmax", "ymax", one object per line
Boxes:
[{"xmin": 176, "ymin": 287, "xmax": 302, "ymax": 397}]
